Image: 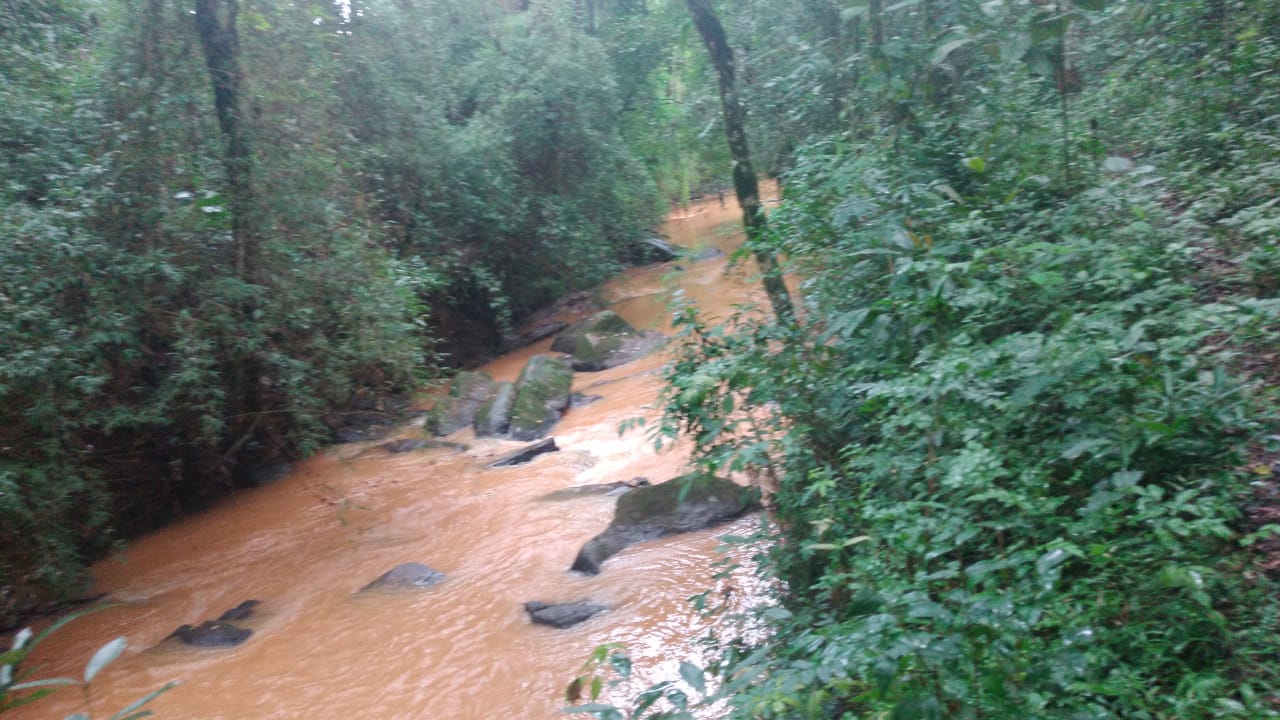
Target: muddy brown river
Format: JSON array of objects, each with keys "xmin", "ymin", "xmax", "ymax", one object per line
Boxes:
[{"xmin": 11, "ymin": 192, "xmax": 775, "ymax": 720}]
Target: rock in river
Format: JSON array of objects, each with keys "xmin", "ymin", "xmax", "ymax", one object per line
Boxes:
[
  {"xmin": 524, "ymin": 601, "xmax": 608, "ymax": 629},
  {"xmin": 509, "ymin": 355, "xmax": 573, "ymax": 441},
  {"xmin": 432, "ymin": 371, "xmax": 497, "ymax": 436},
  {"xmin": 490, "ymin": 437, "xmax": 559, "ymax": 468},
  {"xmin": 169, "ymin": 621, "xmax": 252, "ymax": 648},
  {"xmin": 570, "ymin": 475, "xmax": 758, "ymax": 575},
  {"xmin": 549, "ymin": 310, "xmax": 663, "ymax": 372},
  {"xmin": 360, "ymin": 562, "xmax": 447, "ymax": 592}
]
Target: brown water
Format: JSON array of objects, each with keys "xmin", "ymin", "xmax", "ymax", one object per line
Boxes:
[{"xmin": 11, "ymin": 192, "xmax": 775, "ymax": 720}]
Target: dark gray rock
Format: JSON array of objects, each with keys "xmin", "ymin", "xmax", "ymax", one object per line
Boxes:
[
  {"xmin": 217, "ymin": 600, "xmax": 261, "ymax": 622},
  {"xmin": 571, "ymin": 475, "xmax": 759, "ymax": 575},
  {"xmin": 474, "ymin": 382, "xmax": 516, "ymax": 438},
  {"xmin": 359, "ymin": 562, "xmax": 447, "ymax": 592},
  {"xmin": 334, "ymin": 413, "xmax": 396, "ymax": 443},
  {"xmin": 433, "ymin": 372, "xmax": 497, "ymax": 436},
  {"xmin": 688, "ymin": 246, "xmax": 726, "ymax": 262},
  {"xmin": 639, "ymin": 237, "xmax": 681, "ymax": 262},
  {"xmin": 509, "ymin": 355, "xmax": 573, "ymax": 441},
  {"xmin": 245, "ymin": 463, "xmax": 292, "ymax": 487},
  {"xmin": 524, "ymin": 601, "xmax": 608, "ymax": 629},
  {"xmin": 568, "ymin": 393, "xmax": 604, "ymax": 408},
  {"xmin": 169, "ymin": 621, "xmax": 252, "ymax": 648},
  {"xmin": 549, "ymin": 311, "xmax": 636, "ymax": 354},
  {"xmin": 377, "ymin": 438, "xmax": 429, "ymax": 453},
  {"xmin": 567, "ymin": 331, "xmax": 665, "ymax": 373},
  {"xmin": 538, "ymin": 477, "xmax": 650, "ymax": 502},
  {"xmin": 500, "ymin": 320, "xmax": 569, "ymax": 353},
  {"xmin": 490, "ymin": 438, "xmax": 559, "ymax": 468}
]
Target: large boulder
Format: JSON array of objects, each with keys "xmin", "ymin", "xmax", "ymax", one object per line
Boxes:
[
  {"xmin": 568, "ymin": 332, "xmax": 666, "ymax": 372},
  {"xmin": 524, "ymin": 601, "xmax": 608, "ymax": 629},
  {"xmin": 509, "ymin": 355, "xmax": 573, "ymax": 441},
  {"xmin": 432, "ymin": 372, "xmax": 496, "ymax": 436},
  {"xmin": 549, "ymin": 311, "xmax": 635, "ymax": 353},
  {"xmin": 570, "ymin": 475, "xmax": 758, "ymax": 575},
  {"xmin": 474, "ymin": 381, "xmax": 516, "ymax": 437},
  {"xmin": 550, "ymin": 311, "xmax": 664, "ymax": 372},
  {"xmin": 359, "ymin": 562, "xmax": 447, "ymax": 592}
]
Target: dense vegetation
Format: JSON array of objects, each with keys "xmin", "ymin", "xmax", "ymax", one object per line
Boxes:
[
  {"xmin": 0, "ymin": 0, "xmax": 685, "ymax": 627},
  {"xmin": 574, "ymin": 0, "xmax": 1280, "ymax": 718}
]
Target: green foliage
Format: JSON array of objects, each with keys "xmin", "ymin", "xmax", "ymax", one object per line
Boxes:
[
  {"xmin": 0, "ymin": 0, "xmax": 666, "ymax": 624},
  {"xmin": 580, "ymin": 1, "xmax": 1280, "ymax": 718},
  {"xmin": 1, "ymin": 607, "xmax": 176, "ymax": 718}
]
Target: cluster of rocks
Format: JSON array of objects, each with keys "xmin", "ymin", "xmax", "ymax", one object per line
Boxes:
[
  {"xmin": 428, "ymin": 310, "xmax": 662, "ymax": 442},
  {"xmin": 164, "ymin": 475, "xmax": 758, "ymax": 645}
]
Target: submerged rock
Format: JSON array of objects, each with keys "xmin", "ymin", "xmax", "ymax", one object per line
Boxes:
[
  {"xmin": 217, "ymin": 599, "xmax": 261, "ymax": 622},
  {"xmin": 568, "ymin": 392, "xmax": 604, "ymax": 408},
  {"xmin": 509, "ymin": 355, "xmax": 573, "ymax": 441},
  {"xmin": 474, "ymin": 382, "xmax": 516, "ymax": 438},
  {"xmin": 571, "ymin": 475, "xmax": 758, "ymax": 575},
  {"xmin": 359, "ymin": 562, "xmax": 447, "ymax": 592},
  {"xmin": 378, "ymin": 438, "xmax": 429, "ymax": 453},
  {"xmin": 169, "ymin": 621, "xmax": 252, "ymax": 648},
  {"xmin": 490, "ymin": 437, "xmax": 559, "ymax": 468},
  {"xmin": 537, "ymin": 477, "xmax": 650, "ymax": 502},
  {"xmin": 524, "ymin": 601, "xmax": 608, "ymax": 629},
  {"xmin": 432, "ymin": 372, "xmax": 497, "ymax": 436}
]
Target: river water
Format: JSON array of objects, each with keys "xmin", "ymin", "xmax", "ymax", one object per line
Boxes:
[{"xmin": 11, "ymin": 192, "xmax": 773, "ymax": 720}]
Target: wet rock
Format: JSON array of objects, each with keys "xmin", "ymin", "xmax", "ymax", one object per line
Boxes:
[
  {"xmin": 432, "ymin": 372, "xmax": 497, "ymax": 436},
  {"xmin": 500, "ymin": 320, "xmax": 569, "ymax": 353},
  {"xmin": 474, "ymin": 382, "xmax": 516, "ymax": 438},
  {"xmin": 538, "ymin": 477, "xmax": 650, "ymax": 502},
  {"xmin": 509, "ymin": 355, "xmax": 573, "ymax": 441},
  {"xmin": 377, "ymin": 438, "xmax": 429, "ymax": 453},
  {"xmin": 568, "ymin": 331, "xmax": 665, "ymax": 373},
  {"xmin": 245, "ymin": 463, "xmax": 292, "ymax": 488},
  {"xmin": 217, "ymin": 599, "xmax": 261, "ymax": 622},
  {"xmin": 524, "ymin": 601, "xmax": 608, "ymax": 629},
  {"xmin": 568, "ymin": 393, "xmax": 604, "ymax": 408},
  {"xmin": 639, "ymin": 237, "xmax": 681, "ymax": 262},
  {"xmin": 360, "ymin": 562, "xmax": 447, "ymax": 592},
  {"xmin": 550, "ymin": 311, "xmax": 635, "ymax": 354},
  {"xmin": 334, "ymin": 412, "xmax": 397, "ymax": 443},
  {"xmin": 169, "ymin": 621, "xmax": 252, "ymax": 648},
  {"xmin": 490, "ymin": 438, "xmax": 559, "ymax": 468},
  {"xmin": 571, "ymin": 475, "xmax": 759, "ymax": 575},
  {"xmin": 688, "ymin": 246, "xmax": 726, "ymax": 262}
]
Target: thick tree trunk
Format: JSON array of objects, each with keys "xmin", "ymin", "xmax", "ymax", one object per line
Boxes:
[{"xmin": 683, "ymin": 0, "xmax": 795, "ymax": 324}]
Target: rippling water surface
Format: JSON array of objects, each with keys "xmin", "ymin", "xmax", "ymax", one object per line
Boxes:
[{"xmin": 12, "ymin": 191, "xmax": 776, "ymax": 720}]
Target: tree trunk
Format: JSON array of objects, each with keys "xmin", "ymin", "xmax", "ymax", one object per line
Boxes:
[
  {"xmin": 683, "ymin": 0, "xmax": 795, "ymax": 324},
  {"xmin": 194, "ymin": 0, "xmax": 255, "ymax": 281},
  {"xmin": 194, "ymin": 0, "xmax": 262, "ymax": 473}
]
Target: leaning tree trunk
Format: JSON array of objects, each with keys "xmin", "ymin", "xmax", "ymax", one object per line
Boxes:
[
  {"xmin": 683, "ymin": 0, "xmax": 795, "ymax": 325},
  {"xmin": 195, "ymin": 0, "xmax": 262, "ymax": 474}
]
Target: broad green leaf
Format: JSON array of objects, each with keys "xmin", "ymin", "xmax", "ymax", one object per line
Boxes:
[
  {"xmin": 84, "ymin": 637, "xmax": 127, "ymax": 683},
  {"xmin": 678, "ymin": 661, "xmax": 705, "ymax": 695}
]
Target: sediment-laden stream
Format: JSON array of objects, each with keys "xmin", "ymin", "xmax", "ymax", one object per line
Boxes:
[{"xmin": 11, "ymin": 193, "xmax": 773, "ymax": 720}]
